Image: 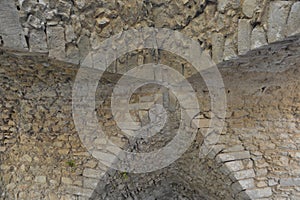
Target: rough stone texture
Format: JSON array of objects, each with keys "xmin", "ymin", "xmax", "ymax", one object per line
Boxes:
[
  {"xmin": 2, "ymin": 0, "xmax": 299, "ymax": 64},
  {"xmin": 0, "ymin": 35, "xmax": 299, "ymax": 199},
  {"xmin": 238, "ymin": 19, "xmax": 252, "ymax": 55},
  {"xmin": 0, "ymin": 0, "xmax": 27, "ymax": 50},
  {"xmin": 286, "ymin": 2, "xmax": 300, "ymax": 37},
  {"xmin": 242, "ymin": 0, "xmax": 258, "ymax": 18},
  {"xmin": 47, "ymin": 26, "xmax": 66, "ymax": 60},
  {"xmin": 0, "ymin": 1, "xmax": 300, "ymax": 199},
  {"xmin": 267, "ymin": 1, "xmax": 293, "ymax": 43},
  {"xmin": 212, "ymin": 32, "xmax": 224, "ymax": 64},
  {"xmin": 251, "ymin": 26, "xmax": 268, "ymax": 49},
  {"xmin": 29, "ymin": 29, "xmax": 48, "ymax": 53}
]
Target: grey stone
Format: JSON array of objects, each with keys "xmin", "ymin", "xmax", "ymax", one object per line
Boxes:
[
  {"xmin": 232, "ymin": 178, "xmax": 255, "ymax": 194},
  {"xmin": 47, "ymin": 26, "xmax": 65, "ymax": 60},
  {"xmin": 223, "ymin": 38, "xmax": 237, "ymax": 60},
  {"xmin": 83, "ymin": 177, "xmax": 99, "ymax": 189},
  {"xmin": 224, "ymin": 160, "xmax": 245, "ymax": 172},
  {"xmin": 65, "ymin": 25, "xmax": 76, "ymax": 43},
  {"xmin": 27, "ymin": 15, "xmax": 42, "ymax": 29},
  {"xmin": 268, "ymin": 179, "xmax": 278, "ymax": 186},
  {"xmin": 218, "ymin": 0, "xmax": 240, "ymax": 13},
  {"xmin": 83, "ymin": 168, "xmax": 105, "ymax": 179},
  {"xmin": 66, "ymin": 44, "xmax": 80, "ymax": 64},
  {"xmin": 251, "ymin": 26, "xmax": 267, "ymax": 49},
  {"xmin": 238, "ymin": 19, "xmax": 252, "ymax": 55},
  {"xmin": 231, "ymin": 169, "xmax": 255, "ymax": 180},
  {"xmin": 245, "ymin": 188, "xmax": 272, "ymax": 199},
  {"xmin": 57, "ymin": 0, "xmax": 72, "ymax": 18},
  {"xmin": 65, "ymin": 185, "xmax": 93, "ymax": 197},
  {"xmin": 29, "ymin": 29, "xmax": 48, "ymax": 53},
  {"xmin": 268, "ymin": 1, "xmax": 293, "ymax": 43},
  {"xmin": 34, "ymin": 176, "xmax": 47, "ymax": 183},
  {"xmin": 286, "ymin": 2, "xmax": 300, "ymax": 37},
  {"xmin": 242, "ymin": 0, "xmax": 257, "ymax": 18},
  {"xmin": 211, "ymin": 33, "xmax": 224, "ymax": 64},
  {"xmin": 74, "ymin": 0, "xmax": 86, "ymax": 9},
  {"xmin": 0, "ymin": 0, "xmax": 27, "ymax": 50},
  {"xmin": 217, "ymin": 151, "xmax": 250, "ymax": 162},
  {"xmin": 280, "ymin": 178, "xmax": 300, "ymax": 186}
]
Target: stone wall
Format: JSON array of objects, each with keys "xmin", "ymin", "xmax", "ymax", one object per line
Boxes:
[
  {"xmin": 0, "ymin": 34, "xmax": 299, "ymax": 199},
  {"xmin": 0, "ymin": 0, "xmax": 299, "ymax": 65},
  {"xmin": 0, "ymin": 0, "xmax": 300, "ymax": 200}
]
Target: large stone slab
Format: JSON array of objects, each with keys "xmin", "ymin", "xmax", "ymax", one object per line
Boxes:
[
  {"xmin": 268, "ymin": 1, "xmax": 293, "ymax": 43},
  {"xmin": 286, "ymin": 2, "xmax": 300, "ymax": 37},
  {"xmin": 238, "ymin": 19, "xmax": 252, "ymax": 55},
  {"xmin": 29, "ymin": 29, "xmax": 48, "ymax": 53},
  {"xmin": 251, "ymin": 26, "xmax": 267, "ymax": 49},
  {"xmin": 0, "ymin": 0, "xmax": 27, "ymax": 50},
  {"xmin": 47, "ymin": 26, "xmax": 65, "ymax": 60}
]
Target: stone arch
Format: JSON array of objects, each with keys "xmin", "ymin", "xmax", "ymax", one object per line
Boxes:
[{"xmin": 0, "ymin": 0, "xmax": 300, "ymax": 199}]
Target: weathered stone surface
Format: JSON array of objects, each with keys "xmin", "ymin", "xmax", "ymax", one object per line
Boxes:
[
  {"xmin": 280, "ymin": 178, "xmax": 300, "ymax": 186},
  {"xmin": 47, "ymin": 26, "xmax": 65, "ymax": 59},
  {"xmin": 34, "ymin": 176, "xmax": 47, "ymax": 183},
  {"xmin": 232, "ymin": 178, "xmax": 255, "ymax": 194},
  {"xmin": 251, "ymin": 26, "xmax": 267, "ymax": 49},
  {"xmin": 65, "ymin": 25, "xmax": 76, "ymax": 43},
  {"xmin": 27, "ymin": 15, "xmax": 43, "ymax": 29},
  {"xmin": 245, "ymin": 188, "xmax": 272, "ymax": 199},
  {"xmin": 218, "ymin": 0, "xmax": 240, "ymax": 13},
  {"xmin": 223, "ymin": 38, "xmax": 237, "ymax": 60},
  {"xmin": 242, "ymin": 0, "xmax": 257, "ymax": 18},
  {"xmin": 212, "ymin": 33, "xmax": 225, "ymax": 63},
  {"xmin": 232, "ymin": 169, "xmax": 255, "ymax": 180},
  {"xmin": 268, "ymin": 1, "xmax": 293, "ymax": 43},
  {"xmin": 65, "ymin": 185, "xmax": 93, "ymax": 197},
  {"xmin": 83, "ymin": 168, "xmax": 105, "ymax": 179},
  {"xmin": 83, "ymin": 177, "xmax": 99, "ymax": 189},
  {"xmin": 29, "ymin": 29, "xmax": 48, "ymax": 53},
  {"xmin": 238, "ymin": 19, "xmax": 252, "ymax": 55},
  {"xmin": 217, "ymin": 151, "xmax": 250, "ymax": 162},
  {"xmin": 0, "ymin": 0, "xmax": 27, "ymax": 50},
  {"xmin": 286, "ymin": 2, "xmax": 300, "ymax": 37}
]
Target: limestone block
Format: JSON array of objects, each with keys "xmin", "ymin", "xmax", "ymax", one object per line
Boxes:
[
  {"xmin": 268, "ymin": 1, "xmax": 293, "ymax": 43},
  {"xmin": 218, "ymin": 0, "xmax": 240, "ymax": 13},
  {"xmin": 217, "ymin": 151, "xmax": 250, "ymax": 162},
  {"xmin": 0, "ymin": 0, "xmax": 27, "ymax": 50},
  {"xmin": 83, "ymin": 177, "xmax": 99, "ymax": 189},
  {"xmin": 286, "ymin": 2, "xmax": 300, "ymax": 37},
  {"xmin": 251, "ymin": 26, "xmax": 268, "ymax": 49},
  {"xmin": 65, "ymin": 25, "xmax": 76, "ymax": 43},
  {"xmin": 238, "ymin": 19, "xmax": 252, "ymax": 55},
  {"xmin": 280, "ymin": 178, "xmax": 300, "ymax": 186},
  {"xmin": 27, "ymin": 15, "xmax": 43, "ymax": 29},
  {"xmin": 242, "ymin": 0, "xmax": 257, "ymax": 18},
  {"xmin": 29, "ymin": 29, "xmax": 48, "ymax": 53},
  {"xmin": 232, "ymin": 169, "xmax": 255, "ymax": 180},
  {"xmin": 223, "ymin": 37, "xmax": 237, "ymax": 60},
  {"xmin": 34, "ymin": 176, "xmax": 47, "ymax": 183},
  {"xmin": 245, "ymin": 187, "xmax": 272, "ymax": 199},
  {"xmin": 83, "ymin": 168, "xmax": 105, "ymax": 179},
  {"xmin": 47, "ymin": 26, "xmax": 65, "ymax": 60},
  {"xmin": 211, "ymin": 33, "xmax": 224, "ymax": 64},
  {"xmin": 65, "ymin": 185, "xmax": 93, "ymax": 197},
  {"xmin": 232, "ymin": 178, "xmax": 255, "ymax": 194}
]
